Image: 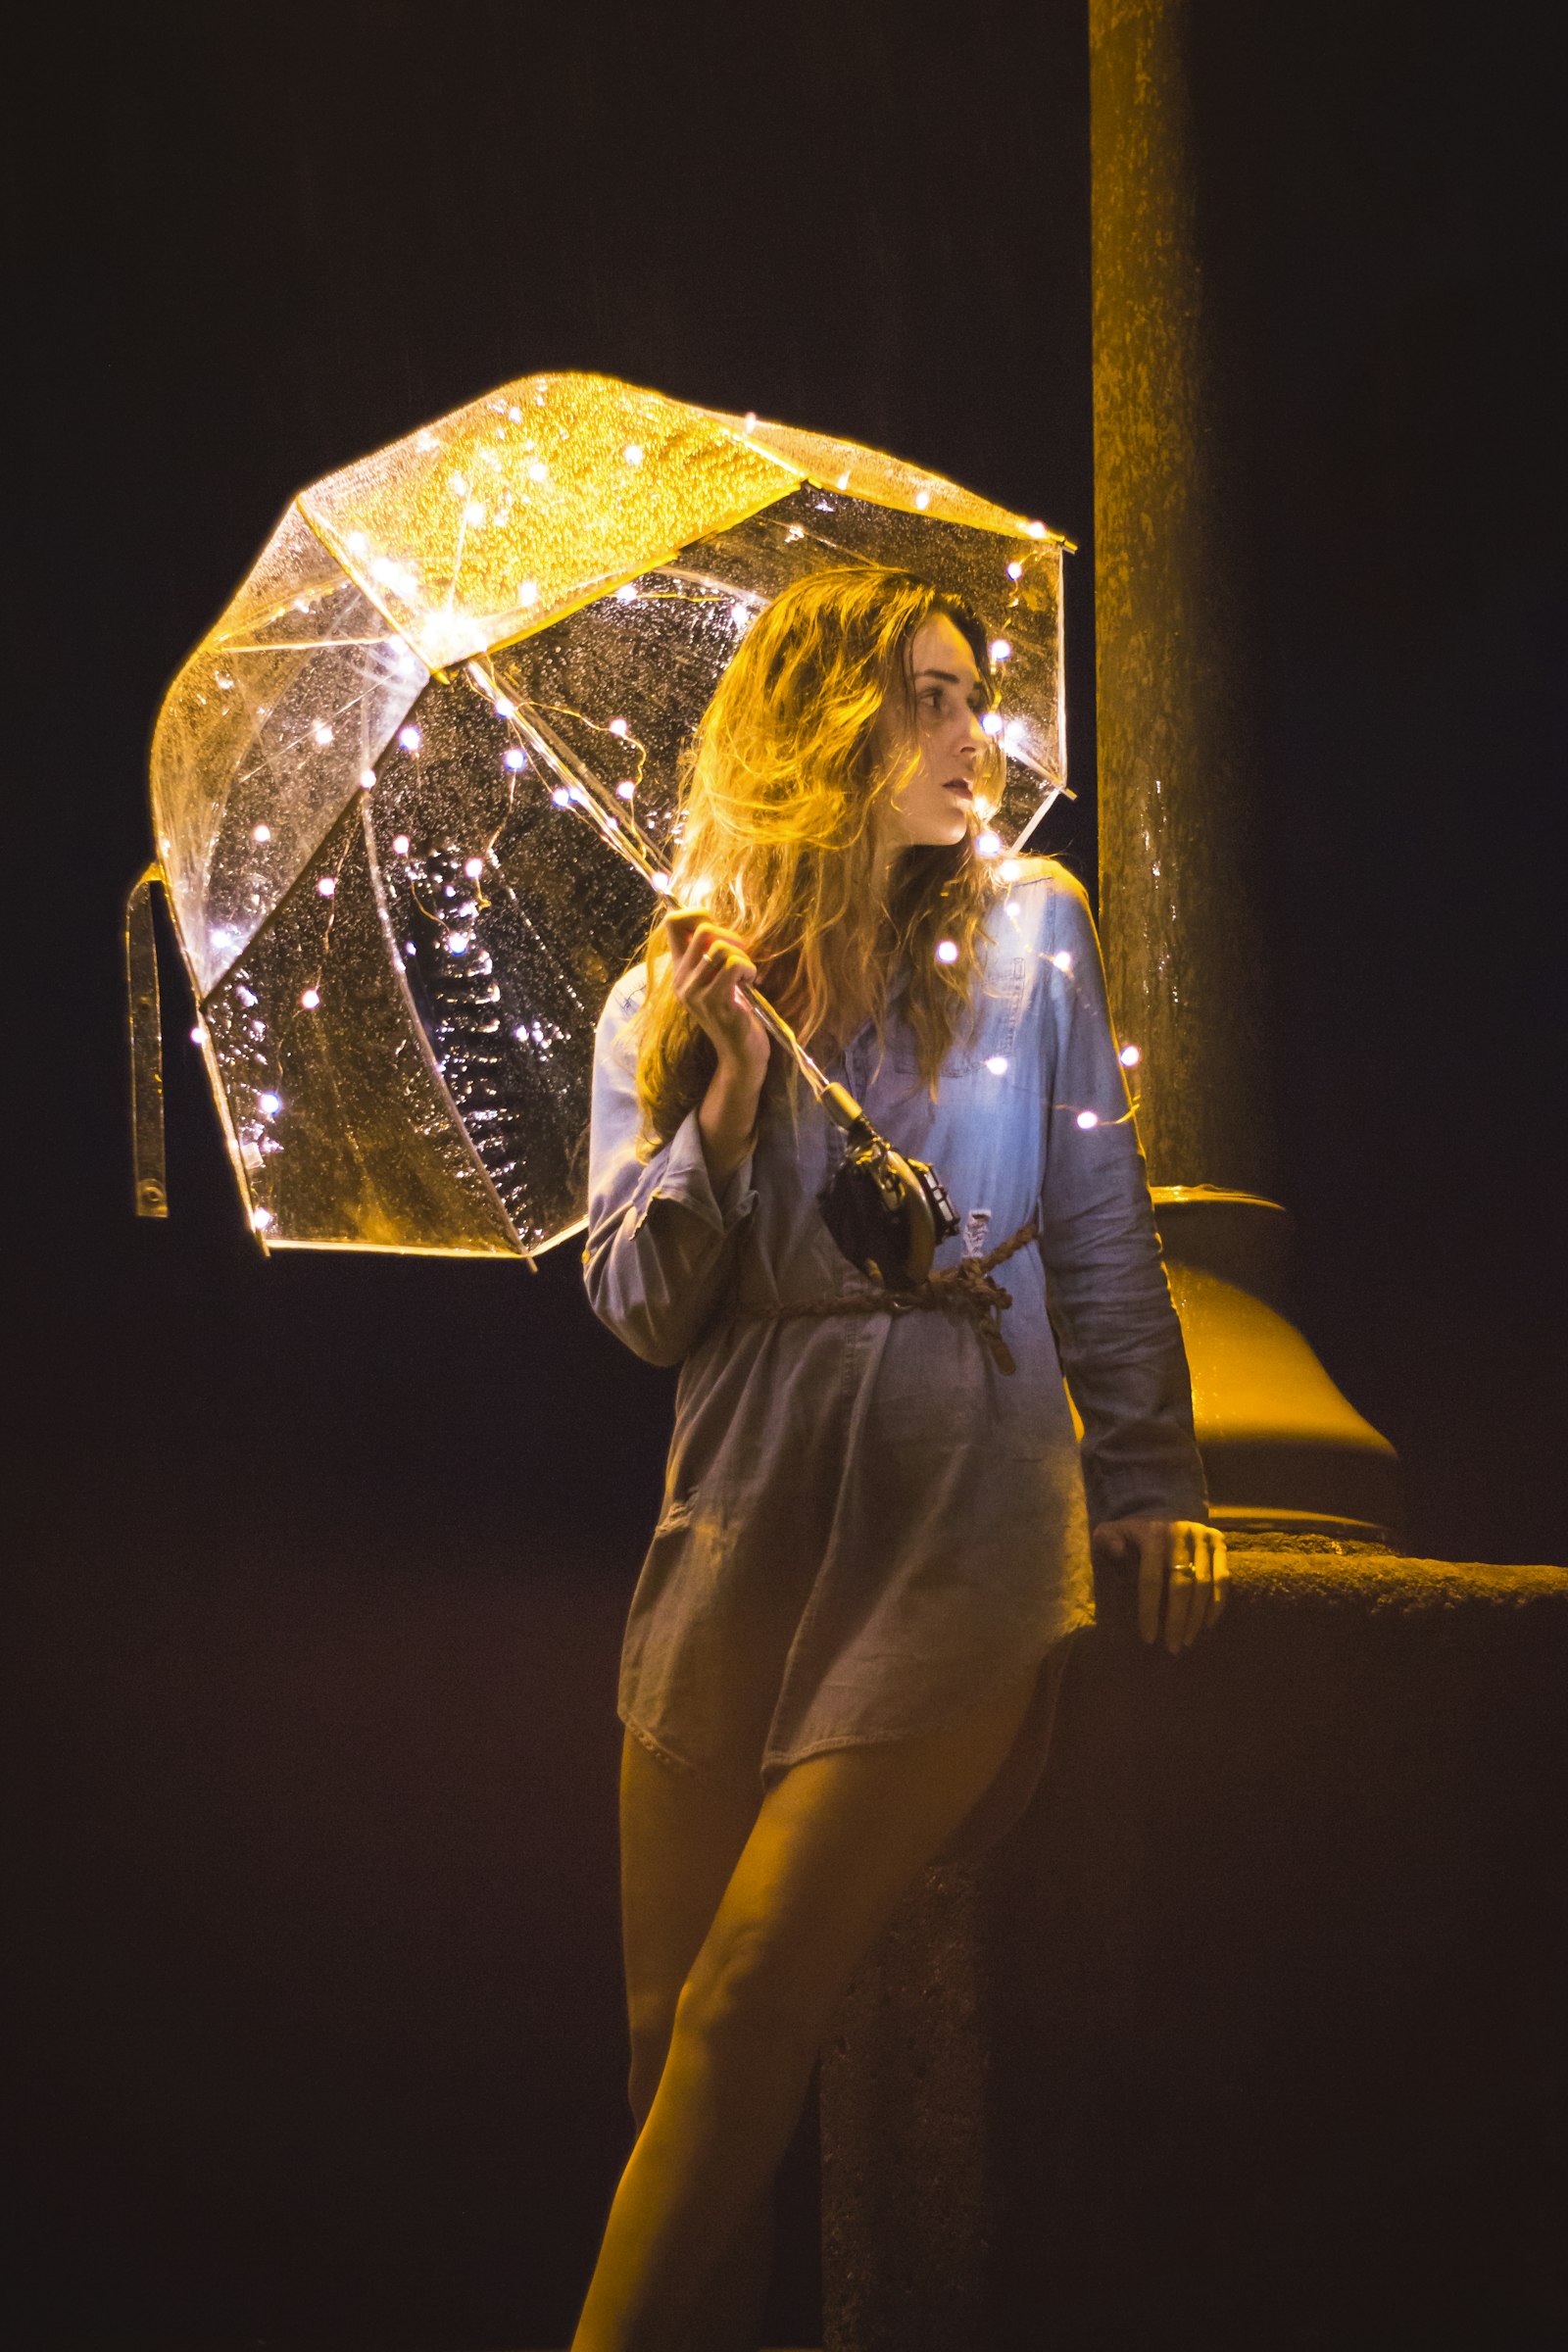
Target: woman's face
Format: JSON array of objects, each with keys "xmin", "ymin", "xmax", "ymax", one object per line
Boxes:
[{"xmin": 879, "ymin": 612, "xmax": 991, "ymax": 851}]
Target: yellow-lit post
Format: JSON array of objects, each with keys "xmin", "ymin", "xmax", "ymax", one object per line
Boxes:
[
  {"xmin": 1091, "ymin": 0, "xmax": 1267, "ymax": 1190},
  {"xmin": 1089, "ymin": 0, "xmax": 1399, "ymax": 1537}
]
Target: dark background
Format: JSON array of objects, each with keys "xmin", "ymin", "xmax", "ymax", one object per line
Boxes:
[{"xmin": 8, "ymin": 2, "xmax": 1562, "ymax": 2344}]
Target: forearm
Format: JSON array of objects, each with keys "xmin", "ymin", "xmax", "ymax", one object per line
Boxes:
[
  {"xmin": 587, "ymin": 1077, "xmax": 757, "ymax": 1368},
  {"xmin": 1046, "ymin": 1212, "xmax": 1206, "ymax": 1522},
  {"xmin": 698, "ymin": 1059, "xmax": 762, "ymax": 1186}
]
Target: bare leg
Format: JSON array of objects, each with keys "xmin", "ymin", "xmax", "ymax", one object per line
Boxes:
[
  {"xmin": 618, "ymin": 1734, "xmax": 771, "ymax": 2350},
  {"xmin": 573, "ymin": 1667, "xmax": 1041, "ymax": 2352}
]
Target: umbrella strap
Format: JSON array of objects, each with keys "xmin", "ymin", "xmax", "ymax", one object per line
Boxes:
[
  {"xmin": 124, "ymin": 862, "xmax": 168, "ymax": 1219},
  {"xmin": 737, "ymin": 1216, "xmax": 1040, "ymax": 1376}
]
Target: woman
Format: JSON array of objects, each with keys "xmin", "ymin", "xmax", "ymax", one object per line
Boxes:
[{"xmin": 574, "ymin": 565, "xmax": 1225, "ymax": 2350}]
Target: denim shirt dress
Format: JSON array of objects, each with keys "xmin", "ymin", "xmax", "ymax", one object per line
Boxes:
[{"xmin": 583, "ymin": 858, "xmax": 1206, "ymax": 1846}]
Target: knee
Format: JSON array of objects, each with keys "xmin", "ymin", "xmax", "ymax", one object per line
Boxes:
[{"xmin": 675, "ymin": 1921, "xmax": 823, "ymax": 2071}]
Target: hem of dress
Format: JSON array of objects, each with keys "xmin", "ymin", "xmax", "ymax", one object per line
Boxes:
[
  {"xmin": 619, "ymin": 1709, "xmax": 702, "ymax": 1778},
  {"xmin": 757, "ymin": 1603, "xmax": 1096, "ymax": 1788}
]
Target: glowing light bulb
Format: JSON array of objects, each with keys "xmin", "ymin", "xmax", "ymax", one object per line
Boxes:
[
  {"xmin": 493, "ymin": 695, "xmax": 515, "ymax": 718},
  {"xmin": 1006, "ymin": 560, "xmax": 1023, "ymax": 580},
  {"xmin": 392, "ymin": 834, "xmax": 411, "ymax": 857},
  {"xmin": 300, "ymin": 988, "xmax": 320, "ymax": 1010},
  {"xmin": 311, "ymin": 720, "xmax": 334, "ymax": 748},
  {"xmin": 622, "ymin": 442, "xmax": 644, "ymax": 466},
  {"xmin": 985, "ymin": 1054, "xmax": 1009, "ymax": 1076},
  {"xmin": 1076, "ymin": 1109, "xmax": 1100, "ymax": 1129},
  {"xmin": 399, "ymin": 724, "xmax": 421, "ymax": 752},
  {"xmin": 731, "ymin": 602, "xmax": 752, "ymax": 629},
  {"xmin": 464, "ymin": 499, "xmax": 486, "ymax": 526},
  {"xmin": 743, "ymin": 412, "xmax": 758, "ymax": 431},
  {"xmin": 416, "ymin": 430, "xmax": 437, "ymax": 452},
  {"xmin": 1051, "ymin": 951, "xmax": 1072, "ymax": 972},
  {"xmin": 359, "ymin": 766, "xmax": 376, "ymax": 790},
  {"xmin": 526, "ymin": 459, "xmax": 548, "ymax": 483},
  {"xmin": 1119, "ymin": 1044, "xmax": 1142, "ymax": 1068},
  {"xmin": 252, "ymin": 822, "xmax": 271, "ymax": 845},
  {"xmin": 1000, "ymin": 857, "xmax": 1022, "ymax": 883},
  {"xmin": 652, "ymin": 869, "xmax": 672, "ymax": 894},
  {"xmin": 615, "ymin": 584, "xmax": 637, "ymax": 604},
  {"xmin": 616, "ymin": 781, "xmax": 636, "ymax": 800},
  {"xmin": 935, "ymin": 939, "xmax": 959, "ymax": 965},
  {"xmin": 981, "ymin": 711, "xmax": 1004, "ymax": 737},
  {"xmin": 449, "ymin": 471, "xmax": 468, "ymax": 496},
  {"xmin": 975, "ymin": 829, "xmax": 1003, "ymax": 858},
  {"xmin": 258, "ymin": 1092, "xmax": 282, "ymax": 1117},
  {"xmin": 251, "ymin": 1205, "xmax": 273, "ymax": 1232},
  {"xmin": 988, "ymin": 639, "xmax": 1012, "ymax": 663},
  {"xmin": 608, "ymin": 717, "xmax": 629, "ymax": 737},
  {"xmin": 464, "ymin": 857, "xmax": 484, "ymax": 880},
  {"xmin": 552, "ymin": 786, "xmax": 571, "ymax": 807},
  {"xmin": 516, "ymin": 579, "xmax": 539, "ymax": 606},
  {"xmin": 914, "ymin": 490, "xmax": 931, "ymax": 511},
  {"xmin": 835, "ymin": 470, "xmax": 851, "ymax": 490},
  {"xmin": 347, "ymin": 530, "xmax": 368, "ymax": 555},
  {"xmin": 504, "ymin": 748, "xmax": 526, "ymax": 770},
  {"xmin": 446, "ymin": 931, "xmax": 469, "ymax": 955},
  {"xmin": 507, "ymin": 404, "xmax": 521, "ymax": 423},
  {"xmin": 317, "ymin": 875, "xmax": 337, "ymax": 898},
  {"xmin": 190, "ymin": 1025, "xmax": 204, "ymax": 1046},
  {"xmin": 1026, "ymin": 520, "xmax": 1047, "ymax": 539}
]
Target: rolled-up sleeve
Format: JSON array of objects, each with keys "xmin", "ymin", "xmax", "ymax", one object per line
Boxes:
[
  {"xmin": 1035, "ymin": 875, "xmax": 1208, "ymax": 1528},
  {"xmin": 583, "ymin": 974, "xmax": 757, "ymax": 1366}
]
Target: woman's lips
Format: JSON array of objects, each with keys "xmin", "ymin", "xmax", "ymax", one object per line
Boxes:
[{"xmin": 943, "ymin": 778, "xmax": 973, "ymax": 798}]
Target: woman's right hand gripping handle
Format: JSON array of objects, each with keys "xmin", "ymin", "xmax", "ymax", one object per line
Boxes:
[{"xmin": 664, "ymin": 907, "xmax": 770, "ymax": 1185}]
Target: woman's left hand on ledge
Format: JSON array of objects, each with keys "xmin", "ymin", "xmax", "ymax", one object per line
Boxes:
[{"xmin": 1091, "ymin": 1518, "xmax": 1229, "ymax": 1654}]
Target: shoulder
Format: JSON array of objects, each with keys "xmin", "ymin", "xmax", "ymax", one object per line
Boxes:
[
  {"xmin": 594, "ymin": 960, "xmax": 650, "ymax": 1085},
  {"xmin": 1001, "ymin": 853, "xmax": 1086, "ymax": 900},
  {"xmin": 997, "ymin": 855, "xmax": 1095, "ymax": 939},
  {"xmin": 598, "ymin": 959, "xmax": 649, "ymax": 1037}
]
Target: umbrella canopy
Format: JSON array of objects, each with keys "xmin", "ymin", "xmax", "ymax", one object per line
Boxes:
[{"xmin": 144, "ymin": 372, "xmax": 1071, "ymax": 1258}]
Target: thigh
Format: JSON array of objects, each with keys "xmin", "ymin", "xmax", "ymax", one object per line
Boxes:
[
  {"xmin": 619, "ymin": 1732, "xmax": 763, "ymax": 2042},
  {"xmin": 684, "ymin": 1662, "xmax": 1042, "ymax": 2038}
]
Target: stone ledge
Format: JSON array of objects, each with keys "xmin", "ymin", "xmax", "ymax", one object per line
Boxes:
[
  {"xmin": 1221, "ymin": 1541, "xmax": 1567, "ymax": 1612},
  {"xmin": 821, "ymin": 1548, "xmax": 1568, "ymax": 2351}
]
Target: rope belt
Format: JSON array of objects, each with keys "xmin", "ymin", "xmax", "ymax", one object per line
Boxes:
[{"xmin": 737, "ymin": 1217, "xmax": 1041, "ymax": 1376}]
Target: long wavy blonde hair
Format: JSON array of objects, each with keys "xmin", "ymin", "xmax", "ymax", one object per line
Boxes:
[{"xmin": 635, "ymin": 564, "xmax": 1004, "ymax": 1148}]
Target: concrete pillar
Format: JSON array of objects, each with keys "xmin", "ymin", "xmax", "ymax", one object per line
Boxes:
[
  {"xmin": 1088, "ymin": 0, "xmax": 1397, "ymax": 1537},
  {"xmin": 1090, "ymin": 0, "xmax": 1269, "ymax": 1192}
]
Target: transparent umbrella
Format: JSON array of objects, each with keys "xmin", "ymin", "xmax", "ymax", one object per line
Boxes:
[{"xmin": 132, "ymin": 371, "xmax": 1072, "ymax": 1268}]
